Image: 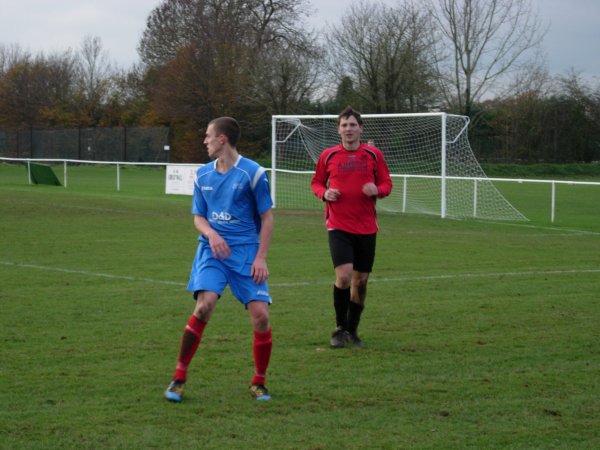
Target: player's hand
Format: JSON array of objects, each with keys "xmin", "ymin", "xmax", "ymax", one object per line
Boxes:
[
  {"xmin": 251, "ymin": 257, "xmax": 269, "ymax": 284},
  {"xmin": 324, "ymin": 188, "xmax": 341, "ymax": 201},
  {"xmin": 207, "ymin": 231, "xmax": 230, "ymax": 260},
  {"xmin": 362, "ymin": 182, "xmax": 378, "ymax": 197}
]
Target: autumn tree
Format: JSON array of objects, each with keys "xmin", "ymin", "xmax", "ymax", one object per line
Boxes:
[
  {"xmin": 0, "ymin": 51, "xmax": 78, "ymax": 128},
  {"xmin": 104, "ymin": 64, "xmax": 158, "ymax": 126},
  {"xmin": 138, "ymin": 0, "xmax": 317, "ymax": 160}
]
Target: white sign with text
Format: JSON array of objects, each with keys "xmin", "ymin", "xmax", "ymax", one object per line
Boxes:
[{"xmin": 165, "ymin": 164, "xmax": 202, "ymax": 195}]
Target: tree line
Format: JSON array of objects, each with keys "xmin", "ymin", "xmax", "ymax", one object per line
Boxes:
[{"xmin": 1, "ymin": 0, "xmax": 598, "ymax": 163}]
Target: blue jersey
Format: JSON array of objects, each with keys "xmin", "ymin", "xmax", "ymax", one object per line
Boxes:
[{"xmin": 192, "ymin": 155, "xmax": 273, "ymax": 246}]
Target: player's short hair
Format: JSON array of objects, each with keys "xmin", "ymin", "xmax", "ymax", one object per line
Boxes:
[
  {"xmin": 337, "ymin": 106, "xmax": 363, "ymax": 126},
  {"xmin": 209, "ymin": 116, "xmax": 241, "ymax": 147}
]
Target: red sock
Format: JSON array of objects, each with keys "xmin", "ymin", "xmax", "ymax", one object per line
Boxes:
[
  {"xmin": 173, "ymin": 315, "xmax": 206, "ymax": 382},
  {"xmin": 251, "ymin": 328, "xmax": 272, "ymax": 386}
]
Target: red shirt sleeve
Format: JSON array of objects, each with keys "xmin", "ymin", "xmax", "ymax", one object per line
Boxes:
[
  {"xmin": 373, "ymin": 148, "xmax": 392, "ymax": 199},
  {"xmin": 311, "ymin": 147, "xmax": 333, "ymax": 200}
]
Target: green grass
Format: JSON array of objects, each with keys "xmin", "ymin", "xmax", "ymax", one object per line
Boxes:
[{"xmin": 1, "ymin": 162, "xmax": 599, "ymax": 449}]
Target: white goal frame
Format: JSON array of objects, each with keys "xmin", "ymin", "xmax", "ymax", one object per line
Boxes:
[{"xmin": 271, "ymin": 113, "xmax": 527, "ymax": 221}]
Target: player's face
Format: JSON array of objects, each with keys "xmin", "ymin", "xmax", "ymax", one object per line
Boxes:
[
  {"xmin": 204, "ymin": 124, "xmax": 224, "ymax": 159},
  {"xmin": 338, "ymin": 115, "xmax": 363, "ymax": 150}
]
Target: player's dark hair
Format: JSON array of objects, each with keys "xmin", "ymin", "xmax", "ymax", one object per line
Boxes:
[
  {"xmin": 337, "ymin": 106, "xmax": 363, "ymax": 126},
  {"xmin": 209, "ymin": 116, "xmax": 241, "ymax": 147}
]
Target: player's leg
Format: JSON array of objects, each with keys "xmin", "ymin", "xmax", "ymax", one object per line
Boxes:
[
  {"xmin": 328, "ymin": 230, "xmax": 354, "ymax": 347},
  {"xmin": 346, "ymin": 271, "xmax": 368, "ymax": 347},
  {"xmin": 247, "ymin": 301, "xmax": 272, "ymax": 400},
  {"xmin": 165, "ymin": 247, "xmax": 226, "ymax": 403},
  {"xmin": 165, "ymin": 291, "xmax": 218, "ymax": 402},
  {"xmin": 227, "ymin": 244, "xmax": 273, "ymax": 400},
  {"xmin": 346, "ymin": 233, "xmax": 377, "ymax": 347},
  {"xmin": 174, "ymin": 291, "xmax": 218, "ymax": 381},
  {"xmin": 248, "ymin": 297, "xmax": 270, "ymax": 333},
  {"xmin": 351, "ymin": 267, "xmax": 370, "ymax": 305}
]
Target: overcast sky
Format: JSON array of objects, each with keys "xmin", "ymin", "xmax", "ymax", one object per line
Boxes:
[{"xmin": 1, "ymin": 0, "xmax": 599, "ymax": 81}]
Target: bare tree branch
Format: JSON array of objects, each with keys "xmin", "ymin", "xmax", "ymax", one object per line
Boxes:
[
  {"xmin": 429, "ymin": 0, "xmax": 548, "ymax": 116},
  {"xmin": 325, "ymin": 0, "xmax": 438, "ymax": 113}
]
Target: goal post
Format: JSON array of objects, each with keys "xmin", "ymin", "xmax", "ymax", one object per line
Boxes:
[{"xmin": 271, "ymin": 113, "xmax": 527, "ymax": 221}]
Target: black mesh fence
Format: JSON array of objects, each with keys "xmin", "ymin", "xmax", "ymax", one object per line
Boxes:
[{"xmin": 0, "ymin": 127, "xmax": 170, "ymax": 162}]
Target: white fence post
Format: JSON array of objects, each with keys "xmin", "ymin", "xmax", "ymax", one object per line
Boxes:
[
  {"xmin": 473, "ymin": 178, "xmax": 478, "ymax": 218},
  {"xmin": 551, "ymin": 181, "xmax": 556, "ymax": 223}
]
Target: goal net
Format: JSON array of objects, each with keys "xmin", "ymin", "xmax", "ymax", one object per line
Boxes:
[{"xmin": 271, "ymin": 113, "xmax": 527, "ymax": 221}]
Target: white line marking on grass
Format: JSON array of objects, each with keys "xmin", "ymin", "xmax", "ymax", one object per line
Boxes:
[
  {"xmin": 7, "ymin": 198, "xmax": 183, "ymax": 216},
  {"xmin": 3, "ymin": 261, "xmax": 599, "ymax": 288},
  {"xmin": 271, "ymin": 268, "xmax": 600, "ymax": 287},
  {"xmin": 0, "ymin": 261, "xmax": 186, "ymax": 287},
  {"xmin": 479, "ymin": 220, "xmax": 600, "ymax": 236}
]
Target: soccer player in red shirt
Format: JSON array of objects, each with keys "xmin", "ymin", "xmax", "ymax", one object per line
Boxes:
[{"xmin": 311, "ymin": 106, "xmax": 393, "ymax": 348}]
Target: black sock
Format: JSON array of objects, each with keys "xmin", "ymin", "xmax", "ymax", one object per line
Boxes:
[
  {"xmin": 347, "ymin": 301, "xmax": 364, "ymax": 336},
  {"xmin": 333, "ymin": 285, "xmax": 350, "ymax": 329}
]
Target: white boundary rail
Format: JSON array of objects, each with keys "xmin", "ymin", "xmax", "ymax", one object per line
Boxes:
[
  {"xmin": 389, "ymin": 173, "xmax": 600, "ymax": 223},
  {"xmin": 1, "ymin": 157, "xmax": 169, "ymax": 190},
  {"xmin": 2, "ymin": 156, "xmax": 600, "ymax": 223}
]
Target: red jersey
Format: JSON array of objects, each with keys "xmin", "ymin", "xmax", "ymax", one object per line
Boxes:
[{"xmin": 311, "ymin": 143, "xmax": 393, "ymax": 234}]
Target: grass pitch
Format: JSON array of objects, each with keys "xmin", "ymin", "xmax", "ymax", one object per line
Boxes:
[{"xmin": 1, "ymin": 163, "xmax": 599, "ymax": 449}]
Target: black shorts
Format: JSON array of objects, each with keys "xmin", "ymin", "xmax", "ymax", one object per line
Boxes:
[{"xmin": 328, "ymin": 229, "xmax": 377, "ymax": 273}]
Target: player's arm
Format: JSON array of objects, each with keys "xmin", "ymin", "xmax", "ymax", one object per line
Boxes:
[
  {"xmin": 194, "ymin": 214, "xmax": 230, "ymax": 260},
  {"xmin": 311, "ymin": 155, "xmax": 329, "ymax": 200},
  {"xmin": 252, "ymin": 208, "xmax": 273, "ymax": 284},
  {"xmin": 374, "ymin": 152, "xmax": 393, "ymax": 198},
  {"xmin": 362, "ymin": 152, "xmax": 392, "ymax": 198},
  {"xmin": 311, "ymin": 153, "xmax": 341, "ymax": 201}
]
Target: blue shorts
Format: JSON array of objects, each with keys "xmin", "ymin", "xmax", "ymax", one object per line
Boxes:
[{"xmin": 187, "ymin": 242, "xmax": 271, "ymax": 307}]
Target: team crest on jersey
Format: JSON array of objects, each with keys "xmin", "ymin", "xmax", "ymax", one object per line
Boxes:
[{"xmin": 338, "ymin": 159, "xmax": 368, "ymax": 173}]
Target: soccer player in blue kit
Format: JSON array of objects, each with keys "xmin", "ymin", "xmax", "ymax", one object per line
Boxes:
[{"xmin": 165, "ymin": 116, "xmax": 274, "ymax": 402}]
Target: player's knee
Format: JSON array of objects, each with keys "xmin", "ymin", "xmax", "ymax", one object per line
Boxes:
[
  {"xmin": 193, "ymin": 297, "xmax": 215, "ymax": 322},
  {"xmin": 352, "ymin": 274, "xmax": 369, "ymax": 289},
  {"xmin": 254, "ymin": 315, "xmax": 270, "ymax": 332},
  {"xmin": 334, "ymin": 263, "xmax": 353, "ymax": 288},
  {"xmin": 335, "ymin": 272, "xmax": 352, "ymax": 289},
  {"xmin": 249, "ymin": 302, "xmax": 270, "ymax": 331}
]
